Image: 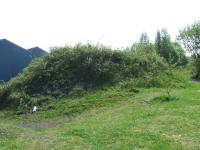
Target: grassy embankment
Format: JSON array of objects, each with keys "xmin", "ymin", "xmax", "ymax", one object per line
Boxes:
[{"xmin": 0, "ymin": 70, "xmax": 200, "ymax": 150}]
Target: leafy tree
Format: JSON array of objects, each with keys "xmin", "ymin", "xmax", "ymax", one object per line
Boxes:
[
  {"xmin": 131, "ymin": 33, "xmax": 155, "ymax": 55},
  {"xmin": 139, "ymin": 32, "xmax": 150, "ymax": 43},
  {"xmin": 155, "ymin": 31, "xmax": 161, "ymax": 53},
  {"xmin": 172, "ymin": 42, "xmax": 188, "ymax": 66},
  {"xmin": 155, "ymin": 29, "xmax": 179, "ymax": 64},
  {"xmin": 179, "ymin": 21, "xmax": 200, "ymax": 79},
  {"xmin": 179, "ymin": 21, "xmax": 200, "ymax": 54}
]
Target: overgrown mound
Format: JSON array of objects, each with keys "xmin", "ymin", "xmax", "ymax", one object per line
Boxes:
[{"xmin": 0, "ymin": 44, "xmax": 166, "ymax": 111}]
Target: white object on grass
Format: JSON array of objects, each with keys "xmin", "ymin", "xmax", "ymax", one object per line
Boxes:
[{"xmin": 33, "ymin": 106, "xmax": 37, "ymax": 112}]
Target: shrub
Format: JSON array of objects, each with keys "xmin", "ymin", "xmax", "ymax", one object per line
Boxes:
[{"xmin": 0, "ymin": 44, "xmax": 167, "ymax": 111}]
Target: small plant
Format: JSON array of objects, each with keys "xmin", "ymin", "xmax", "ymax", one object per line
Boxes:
[{"xmin": 162, "ymin": 62, "xmax": 177, "ymax": 99}]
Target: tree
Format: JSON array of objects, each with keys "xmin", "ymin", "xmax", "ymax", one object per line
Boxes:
[
  {"xmin": 172, "ymin": 42, "xmax": 188, "ymax": 66},
  {"xmin": 155, "ymin": 31, "xmax": 161, "ymax": 54},
  {"xmin": 131, "ymin": 33, "xmax": 155, "ymax": 55},
  {"xmin": 155, "ymin": 29, "xmax": 179, "ymax": 64},
  {"xmin": 179, "ymin": 21, "xmax": 200, "ymax": 54},
  {"xmin": 139, "ymin": 32, "xmax": 150, "ymax": 43},
  {"xmin": 179, "ymin": 21, "xmax": 200, "ymax": 79}
]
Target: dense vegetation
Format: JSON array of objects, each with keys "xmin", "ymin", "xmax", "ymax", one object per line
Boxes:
[
  {"xmin": 0, "ymin": 26, "xmax": 192, "ymax": 114},
  {"xmin": 1, "ymin": 21, "xmax": 200, "ymax": 149},
  {"xmin": 0, "ymin": 70, "xmax": 199, "ymax": 150},
  {"xmin": 0, "ymin": 43, "xmax": 168, "ymax": 112},
  {"xmin": 179, "ymin": 21, "xmax": 200, "ymax": 79},
  {"xmin": 155, "ymin": 29, "xmax": 188, "ymax": 65}
]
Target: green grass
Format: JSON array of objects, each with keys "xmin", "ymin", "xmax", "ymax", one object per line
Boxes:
[{"xmin": 0, "ymin": 82, "xmax": 200, "ymax": 149}]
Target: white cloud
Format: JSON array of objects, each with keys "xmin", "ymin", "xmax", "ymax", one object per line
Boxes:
[{"xmin": 0, "ymin": 0, "xmax": 199, "ymax": 50}]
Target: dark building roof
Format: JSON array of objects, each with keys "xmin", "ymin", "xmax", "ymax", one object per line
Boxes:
[
  {"xmin": 0, "ymin": 39, "xmax": 46, "ymax": 81},
  {"xmin": 28, "ymin": 47, "xmax": 47, "ymax": 59}
]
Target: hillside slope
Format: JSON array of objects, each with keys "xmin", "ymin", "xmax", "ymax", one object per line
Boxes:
[
  {"xmin": 0, "ymin": 44, "xmax": 167, "ymax": 112},
  {"xmin": 0, "ymin": 80, "xmax": 199, "ymax": 150},
  {"xmin": 0, "ymin": 43, "xmax": 194, "ymax": 149}
]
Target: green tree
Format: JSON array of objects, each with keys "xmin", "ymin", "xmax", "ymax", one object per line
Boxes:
[
  {"xmin": 155, "ymin": 29, "xmax": 178, "ymax": 64},
  {"xmin": 155, "ymin": 31, "xmax": 161, "ymax": 54},
  {"xmin": 172, "ymin": 42, "xmax": 188, "ymax": 66},
  {"xmin": 179, "ymin": 21, "xmax": 200, "ymax": 79},
  {"xmin": 131, "ymin": 33, "xmax": 155, "ymax": 55},
  {"xmin": 139, "ymin": 32, "xmax": 150, "ymax": 43}
]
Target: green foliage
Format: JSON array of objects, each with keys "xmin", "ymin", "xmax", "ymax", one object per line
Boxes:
[
  {"xmin": 0, "ymin": 80, "xmax": 199, "ymax": 149},
  {"xmin": 172, "ymin": 42, "xmax": 188, "ymax": 66},
  {"xmin": 155, "ymin": 29, "xmax": 181, "ymax": 64},
  {"xmin": 0, "ymin": 82, "xmax": 16, "ymax": 109},
  {"xmin": 139, "ymin": 32, "xmax": 150, "ymax": 43},
  {"xmin": 192, "ymin": 55, "xmax": 200, "ymax": 79},
  {"xmin": 119, "ymin": 67, "xmax": 189, "ymax": 89},
  {"xmin": 0, "ymin": 44, "xmax": 166, "ymax": 112},
  {"xmin": 178, "ymin": 21, "xmax": 200, "ymax": 54},
  {"xmin": 163, "ymin": 65, "xmax": 175, "ymax": 98},
  {"xmin": 179, "ymin": 21, "xmax": 200, "ymax": 79},
  {"xmin": 131, "ymin": 42, "xmax": 155, "ymax": 55}
]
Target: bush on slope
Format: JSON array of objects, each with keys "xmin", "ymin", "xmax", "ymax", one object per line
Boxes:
[{"xmin": 0, "ymin": 44, "xmax": 167, "ymax": 112}]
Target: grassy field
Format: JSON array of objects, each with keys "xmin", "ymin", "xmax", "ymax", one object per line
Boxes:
[{"xmin": 0, "ymin": 81, "xmax": 200, "ymax": 150}]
